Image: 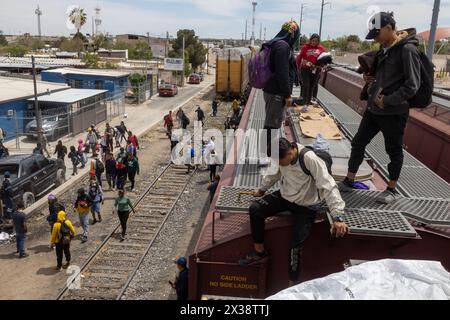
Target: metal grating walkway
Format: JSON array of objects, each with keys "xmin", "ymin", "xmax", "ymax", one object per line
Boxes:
[{"xmin": 317, "ymin": 86, "xmax": 450, "ymax": 199}]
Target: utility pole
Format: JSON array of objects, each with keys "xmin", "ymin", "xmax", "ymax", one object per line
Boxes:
[
  {"xmin": 35, "ymin": 5, "xmax": 42, "ymax": 38},
  {"xmin": 259, "ymin": 23, "xmax": 262, "ymax": 42},
  {"xmin": 264, "ymin": 26, "xmax": 266, "ymax": 42},
  {"xmin": 427, "ymin": 0, "xmax": 441, "ymax": 60},
  {"xmin": 299, "ymin": 3, "xmax": 307, "ymax": 36},
  {"xmin": 182, "ymin": 35, "xmax": 185, "ymax": 86},
  {"xmin": 251, "ymin": 2, "xmax": 257, "ymax": 46},
  {"xmin": 319, "ymin": 0, "xmax": 331, "ymax": 39},
  {"xmin": 165, "ymin": 31, "xmax": 169, "ymax": 57},
  {"xmin": 244, "ymin": 19, "xmax": 248, "ymax": 43},
  {"xmin": 31, "ymin": 56, "xmax": 43, "ymax": 147}
]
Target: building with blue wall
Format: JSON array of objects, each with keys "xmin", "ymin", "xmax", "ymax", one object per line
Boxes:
[
  {"xmin": 0, "ymin": 77, "xmax": 69, "ymax": 142},
  {"xmin": 40, "ymin": 68, "xmax": 130, "ymax": 97}
]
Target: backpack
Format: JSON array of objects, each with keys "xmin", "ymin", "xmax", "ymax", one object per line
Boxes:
[
  {"xmin": 59, "ymin": 221, "xmax": 72, "ymax": 245},
  {"xmin": 407, "ymin": 50, "xmax": 434, "ymax": 109},
  {"xmin": 248, "ymin": 45, "xmax": 274, "ymax": 89},
  {"xmin": 182, "ymin": 114, "xmax": 190, "ymax": 126},
  {"xmin": 96, "ymin": 159, "xmax": 105, "ymax": 173},
  {"xmin": 298, "ymin": 146, "xmax": 333, "ymax": 176}
]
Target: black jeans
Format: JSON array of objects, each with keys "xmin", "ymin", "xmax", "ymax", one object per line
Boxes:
[
  {"xmin": 349, "ymin": 110, "xmax": 409, "ymax": 181},
  {"xmin": 55, "ymin": 242, "xmax": 71, "ymax": 268},
  {"xmin": 300, "ymin": 68, "xmax": 320, "ymax": 106},
  {"xmin": 128, "ymin": 171, "xmax": 136, "ymax": 190},
  {"xmin": 118, "ymin": 210, "xmax": 130, "ymax": 236},
  {"xmin": 96, "ymin": 172, "xmax": 102, "ymax": 187},
  {"xmin": 209, "ymin": 164, "xmax": 217, "ymax": 181},
  {"xmin": 249, "ymin": 190, "xmax": 317, "ymax": 282},
  {"xmin": 106, "ymin": 173, "xmax": 116, "ymax": 188}
]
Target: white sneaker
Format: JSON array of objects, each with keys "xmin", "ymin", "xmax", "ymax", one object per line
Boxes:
[{"xmin": 301, "ymin": 105, "xmax": 309, "ymax": 113}]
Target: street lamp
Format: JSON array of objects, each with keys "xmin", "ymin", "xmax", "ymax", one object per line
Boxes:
[{"xmin": 319, "ymin": 0, "xmax": 331, "ymax": 39}]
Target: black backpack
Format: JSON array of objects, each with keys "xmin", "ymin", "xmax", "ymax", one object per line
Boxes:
[
  {"xmin": 59, "ymin": 221, "xmax": 72, "ymax": 245},
  {"xmin": 298, "ymin": 146, "xmax": 333, "ymax": 176},
  {"xmin": 96, "ymin": 159, "xmax": 105, "ymax": 173},
  {"xmin": 408, "ymin": 49, "xmax": 434, "ymax": 109}
]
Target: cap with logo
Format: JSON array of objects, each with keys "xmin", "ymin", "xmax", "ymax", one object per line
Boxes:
[{"xmin": 366, "ymin": 12, "xmax": 396, "ymax": 40}]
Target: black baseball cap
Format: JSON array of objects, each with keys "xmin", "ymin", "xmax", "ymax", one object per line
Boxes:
[{"xmin": 365, "ymin": 12, "xmax": 396, "ymax": 40}]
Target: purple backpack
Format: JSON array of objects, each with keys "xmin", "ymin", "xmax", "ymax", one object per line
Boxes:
[{"xmin": 248, "ymin": 46, "xmax": 273, "ymax": 89}]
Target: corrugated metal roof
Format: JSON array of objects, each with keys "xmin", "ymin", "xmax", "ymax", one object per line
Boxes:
[
  {"xmin": 26, "ymin": 88, "xmax": 108, "ymax": 104},
  {"xmin": 0, "ymin": 77, "xmax": 69, "ymax": 104},
  {"xmin": 42, "ymin": 67, "xmax": 130, "ymax": 78}
]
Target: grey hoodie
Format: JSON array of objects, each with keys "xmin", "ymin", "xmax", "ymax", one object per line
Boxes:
[{"xmin": 367, "ymin": 28, "xmax": 421, "ymax": 115}]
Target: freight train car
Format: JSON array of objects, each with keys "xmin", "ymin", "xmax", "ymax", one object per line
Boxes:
[{"xmin": 215, "ymin": 47, "xmax": 254, "ymax": 100}]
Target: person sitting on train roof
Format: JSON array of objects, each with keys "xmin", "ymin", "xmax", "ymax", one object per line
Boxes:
[
  {"xmin": 239, "ymin": 138, "xmax": 348, "ymax": 286},
  {"xmin": 262, "ymin": 21, "xmax": 300, "ymax": 157},
  {"xmin": 338, "ymin": 12, "xmax": 422, "ymax": 205}
]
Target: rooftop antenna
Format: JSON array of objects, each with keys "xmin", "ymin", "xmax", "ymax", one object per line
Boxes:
[
  {"xmin": 35, "ymin": 5, "xmax": 42, "ymax": 38},
  {"xmin": 94, "ymin": 5, "xmax": 102, "ymax": 35}
]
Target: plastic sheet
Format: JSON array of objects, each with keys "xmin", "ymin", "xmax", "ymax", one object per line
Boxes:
[{"xmin": 267, "ymin": 259, "xmax": 450, "ymax": 300}]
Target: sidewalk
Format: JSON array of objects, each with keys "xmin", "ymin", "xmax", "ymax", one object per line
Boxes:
[{"xmin": 6, "ymin": 75, "xmax": 215, "ymax": 215}]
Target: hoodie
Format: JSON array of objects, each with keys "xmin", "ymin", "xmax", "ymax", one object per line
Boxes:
[
  {"xmin": 51, "ymin": 211, "xmax": 76, "ymax": 244},
  {"xmin": 296, "ymin": 44, "xmax": 326, "ymax": 69},
  {"xmin": 367, "ymin": 28, "xmax": 421, "ymax": 115}
]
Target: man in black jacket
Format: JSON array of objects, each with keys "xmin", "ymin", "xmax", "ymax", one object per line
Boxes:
[
  {"xmin": 262, "ymin": 21, "xmax": 300, "ymax": 157},
  {"xmin": 170, "ymin": 257, "xmax": 189, "ymax": 300},
  {"xmin": 340, "ymin": 12, "xmax": 421, "ymax": 204}
]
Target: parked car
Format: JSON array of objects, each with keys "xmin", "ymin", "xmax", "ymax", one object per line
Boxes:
[
  {"xmin": 198, "ymin": 73, "xmax": 204, "ymax": 82},
  {"xmin": 159, "ymin": 83, "xmax": 178, "ymax": 97},
  {"xmin": 25, "ymin": 114, "xmax": 69, "ymax": 141},
  {"xmin": 0, "ymin": 154, "xmax": 66, "ymax": 207},
  {"xmin": 188, "ymin": 74, "xmax": 201, "ymax": 84}
]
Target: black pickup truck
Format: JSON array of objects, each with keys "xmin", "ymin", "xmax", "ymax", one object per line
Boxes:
[{"xmin": 0, "ymin": 154, "xmax": 66, "ymax": 207}]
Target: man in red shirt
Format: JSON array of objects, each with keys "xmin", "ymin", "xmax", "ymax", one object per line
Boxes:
[
  {"xmin": 127, "ymin": 131, "xmax": 139, "ymax": 153},
  {"xmin": 296, "ymin": 34, "xmax": 326, "ymax": 112},
  {"xmin": 163, "ymin": 111, "xmax": 174, "ymax": 138}
]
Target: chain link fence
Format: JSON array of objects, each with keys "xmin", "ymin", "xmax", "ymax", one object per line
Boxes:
[{"xmin": 2, "ymin": 93, "xmax": 125, "ymax": 151}]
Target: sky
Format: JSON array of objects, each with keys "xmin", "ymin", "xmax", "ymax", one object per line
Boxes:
[{"xmin": 0, "ymin": 0, "xmax": 449, "ymax": 40}]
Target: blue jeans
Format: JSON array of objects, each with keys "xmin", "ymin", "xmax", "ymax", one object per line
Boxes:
[
  {"xmin": 91, "ymin": 202, "xmax": 101, "ymax": 215},
  {"xmin": 16, "ymin": 233, "xmax": 26, "ymax": 256},
  {"xmin": 78, "ymin": 213, "xmax": 89, "ymax": 240}
]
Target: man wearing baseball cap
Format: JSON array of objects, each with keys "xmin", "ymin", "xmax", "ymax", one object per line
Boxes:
[
  {"xmin": 169, "ymin": 256, "xmax": 189, "ymax": 300},
  {"xmin": 340, "ymin": 11, "xmax": 421, "ymax": 204}
]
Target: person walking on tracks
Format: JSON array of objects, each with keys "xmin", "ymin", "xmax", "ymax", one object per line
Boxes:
[
  {"xmin": 77, "ymin": 139, "xmax": 87, "ymax": 169},
  {"xmin": 115, "ymin": 121, "xmax": 128, "ymax": 147},
  {"xmin": 46, "ymin": 194, "xmax": 65, "ymax": 245},
  {"xmin": 207, "ymin": 175, "xmax": 220, "ymax": 204},
  {"xmin": 211, "ymin": 98, "xmax": 219, "ymax": 117},
  {"xmin": 262, "ymin": 21, "xmax": 300, "ymax": 156},
  {"xmin": 89, "ymin": 180, "xmax": 103, "ymax": 224},
  {"xmin": 74, "ymin": 188, "xmax": 92, "ymax": 243},
  {"xmin": 126, "ymin": 153, "xmax": 140, "ymax": 192},
  {"xmin": 116, "ymin": 159, "xmax": 128, "ymax": 191},
  {"xmin": 12, "ymin": 202, "xmax": 28, "ymax": 258},
  {"xmin": 170, "ymin": 256, "xmax": 189, "ymax": 301},
  {"xmin": 105, "ymin": 152, "xmax": 117, "ymax": 191},
  {"xmin": 113, "ymin": 189, "xmax": 135, "ymax": 241},
  {"xmin": 50, "ymin": 210, "xmax": 75, "ymax": 271},
  {"xmin": 195, "ymin": 106, "xmax": 205, "ymax": 126},
  {"xmin": 239, "ymin": 138, "xmax": 348, "ymax": 286},
  {"xmin": 181, "ymin": 110, "xmax": 190, "ymax": 130},
  {"xmin": 90, "ymin": 156, "xmax": 105, "ymax": 187},
  {"xmin": 54, "ymin": 140, "xmax": 67, "ymax": 162},
  {"xmin": 127, "ymin": 131, "xmax": 139, "ymax": 155},
  {"xmin": 339, "ymin": 12, "xmax": 422, "ymax": 205},
  {"xmin": 104, "ymin": 122, "xmax": 114, "ymax": 152},
  {"xmin": 164, "ymin": 111, "xmax": 174, "ymax": 138}
]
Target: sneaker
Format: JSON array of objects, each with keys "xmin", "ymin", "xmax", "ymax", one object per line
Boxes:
[
  {"xmin": 120, "ymin": 234, "xmax": 125, "ymax": 242},
  {"xmin": 91, "ymin": 219, "xmax": 98, "ymax": 225},
  {"xmin": 337, "ymin": 179, "xmax": 356, "ymax": 192},
  {"xmin": 19, "ymin": 253, "xmax": 29, "ymax": 258},
  {"xmin": 98, "ymin": 216, "xmax": 102, "ymax": 223},
  {"xmin": 81, "ymin": 237, "xmax": 88, "ymax": 243},
  {"xmin": 301, "ymin": 105, "xmax": 309, "ymax": 113},
  {"xmin": 62, "ymin": 262, "xmax": 70, "ymax": 269},
  {"xmin": 376, "ymin": 189, "xmax": 401, "ymax": 204},
  {"xmin": 239, "ymin": 250, "xmax": 268, "ymax": 267},
  {"xmin": 54, "ymin": 266, "xmax": 63, "ymax": 272}
]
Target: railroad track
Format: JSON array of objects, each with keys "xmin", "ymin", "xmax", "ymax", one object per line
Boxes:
[{"xmin": 56, "ymin": 100, "xmax": 231, "ymax": 300}]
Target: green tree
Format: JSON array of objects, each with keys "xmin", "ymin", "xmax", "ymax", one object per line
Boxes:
[
  {"xmin": 129, "ymin": 41, "xmax": 152, "ymax": 60},
  {"xmin": 69, "ymin": 7, "xmax": 87, "ymax": 35},
  {"xmin": 59, "ymin": 38, "xmax": 84, "ymax": 52},
  {"xmin": 82, "ymin": 52, "xmax": 99, "ymax": 68},
  {"xmin": 347, "ymin": 35, "xmax": 361, "ymax": 43},
  {"xmin": 0, "ymin": 31, "xmax": 8, "ymax": 46},
  {"xmin": 4, "ymin": 44, "xmax": 28, "ymax": 57},
  {"xmin": 92, "ymin": 33, "xmax": 111, "ymax": 51},
  {"xmin": 169, "ymin": 29, "xmax": 207, "ymax": 70}
]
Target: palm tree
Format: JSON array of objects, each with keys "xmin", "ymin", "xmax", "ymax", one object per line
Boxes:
[{"xmin": 69, "ymin": 7, "xmax": 87, "ymax": 35}]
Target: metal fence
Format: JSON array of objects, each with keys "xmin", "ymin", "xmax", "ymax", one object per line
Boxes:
[{"xmin": 2, "ymin": 93, "xmax": 125, "ymax": 150}]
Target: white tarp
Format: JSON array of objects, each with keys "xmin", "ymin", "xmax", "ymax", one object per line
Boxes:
[{"xmin": 267, "ymin": 259, "xmax": 450, "ymax": 300}]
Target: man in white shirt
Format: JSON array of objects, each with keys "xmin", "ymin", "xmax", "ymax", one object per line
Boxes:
[{"xmin": 239, "ymin": 138, "xmax": 348, "ymax": 285}]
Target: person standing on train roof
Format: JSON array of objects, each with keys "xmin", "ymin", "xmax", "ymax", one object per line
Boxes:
[
  {"xmin": 296, "ymin": 34, "xmax": 326, "ymax": 112},
  {"xmin": 262, "ymin": 20, "xmax": 300, "ymax": 157},
  {"xmin": 339, "ymin": 12, "xmax": 421, "ymax": 205}
]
